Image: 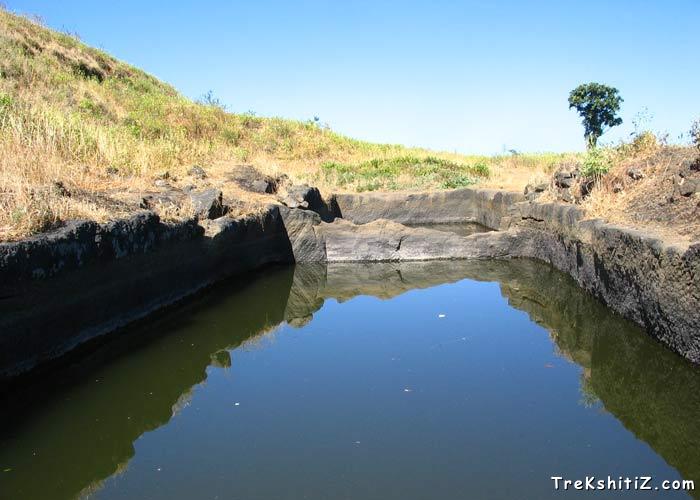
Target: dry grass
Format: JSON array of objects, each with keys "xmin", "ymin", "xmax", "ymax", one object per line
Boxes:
[
  {"xmin": 581, "ymin": 143, "xmax": 699, "ymax": 243},
  {"xmin": 5, "ymin": 7, "xmax": 694, "ymax": 244},
  {"xmin": 0, "ymin": 8, "xmax": 568, "ymax": 241}
]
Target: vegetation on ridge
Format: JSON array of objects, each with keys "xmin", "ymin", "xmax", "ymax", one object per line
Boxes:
[
  {"xmin": 0, "ymin": 7, "xmax": 571, "ymax": 240},
  {"xmin": 0, "ymin": 7, "xmax": 697, "ymax": 243}
]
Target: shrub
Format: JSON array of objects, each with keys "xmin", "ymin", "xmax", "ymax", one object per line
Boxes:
[
  {"xmin": 198, "ymin": 90, "xmax": 227, "ymax": 111},
  {"xmin": 78, "ymin": 97, "xmax": 107, "ymax": 118},
  {"xmin": 441, "ymin": 174, "xmax": 476, "ymax": 189},
  {"xmin": 72, "ymin": 61, "xmax": 104, "ymax": 82},
  {"xmin": 580, "ymin": 148, "xmax": 611, "ymax": 178},
  {"xmin": 630, "ymin": 130, "xmax": 659, "ymax": 155},
  {"xmin": 471, "ymin": 162, "xmax": 490, "ymax": 177},
  {"xmin": 616, "ymin": 130, "xmax": 659, "ymax": 158}
]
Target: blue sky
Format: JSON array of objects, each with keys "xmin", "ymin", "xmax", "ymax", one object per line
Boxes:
[{"xmin": 7, "ymin": 1, "xmax": 700, "ymax": 154}]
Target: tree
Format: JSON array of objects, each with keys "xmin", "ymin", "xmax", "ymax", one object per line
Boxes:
[{"xmin": 568, "ymin": 83, "xmax": 623, "ymax": 148}]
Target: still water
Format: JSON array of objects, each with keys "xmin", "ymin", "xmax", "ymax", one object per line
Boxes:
[{"xmin": 1, "ymin": 260, "xmax": 699, "ymax": 499}]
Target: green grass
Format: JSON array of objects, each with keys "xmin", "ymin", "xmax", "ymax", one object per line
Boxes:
[{"xmin": 320, "ymin": 156, "xmax": 491, "ymax": 191}]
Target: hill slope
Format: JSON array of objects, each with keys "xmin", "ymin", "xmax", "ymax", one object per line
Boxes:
[
  {"xmin": 0, "ymin": 8, "xmax": 573, "ymax": 240},
  {"xmin": 1, "ymin": 8, "xmax": 697, "ymax": 243}
]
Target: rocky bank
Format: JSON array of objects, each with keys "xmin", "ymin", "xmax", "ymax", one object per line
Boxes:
[{"xmin": 1, "ymin": 186, "xmax": 698, "ymax": 381}]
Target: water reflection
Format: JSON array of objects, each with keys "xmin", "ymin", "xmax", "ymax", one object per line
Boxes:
[
  {"xmin": 0, "ymin": 268, "xmax": 295, "ymax": 500},
  {"xmin": 294, "ymin": 260, "xmax": 700, "ymax": 491},
  {"xmin": 1, "ymin": 259, "xmax": 699, "ymax": 499}
]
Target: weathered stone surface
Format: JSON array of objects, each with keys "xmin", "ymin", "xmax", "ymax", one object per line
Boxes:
[
  {"xmin": 524, "ymin": 182, "xmax": 548, "ymax": 195},
  {"xmin": 524, "ymin": 181, "xmax": 548, "ymax": 201},
  {"xmin": 0, "ymin": 206, "xmax": 293, "ymax": 381},
  {"xmin": 679, "ymin": 178, "xmax": 698, "ymax": 197},
  {"xmin": 516, "ymin": 200, "xmax": 585, "ymax": 229},
  {"xmin": 0, "ymin": 212, "xmax": 203, "ymax": 287},
  {"xmin": 317, "ymin": 218, "xmax": 518, "ymax": 262},
  {"xmin": 278, "ymin": 206, "xmax": 326, "ymax": 262},
  {"xmin": 227, "ymin": 165, "xmax": 286, "ymax": 194},
  {"xmin": 2, "ymin": 185, "xmax": 699, "ymax": 381},
  {"xmin": 0, "ymin": 220, "xmax": 99, "ymax": 283},
  {"xmin": 280, "ymin": 196, "xmax": 308, "ymax": 209},
  {"xmin": 189, "ymin": 188, "xmax": 225, "ymax": 219},
  {"xmin": 286, "ymin": 190, "xmax": 700, "ymax": 363},
  {"xmin": 140, "ymin": 191, "xmax": 184, "ymax": 211},
  {"xmin": 242, "ymin": 178, "xmax": 279, "ymax": 194},
  {"xmin": 250, "ymin": 179, "xmax": 270, "ymax": 193},
  {"xmin": 507, "ymin": 201, "xmax": 700, "ymax": 363},
  {"xmin": 554, "ymin": 164, "xmax": 578, "ymax": 188},
  {"xmin": 187, "ymin": 165, "xmax": 207, "ymax": 179},
  {"xmin": 280, "ymin": 185, "xmax": 339, "ymax": 222},
  {"xmin": 333, "ymin": 188, "xmax": 524, "ymax": 228}
]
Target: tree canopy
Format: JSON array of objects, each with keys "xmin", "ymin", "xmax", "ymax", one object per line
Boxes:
[{"xmin": 568, "ymin": 83, "xmax": 623, "ymax": 148}]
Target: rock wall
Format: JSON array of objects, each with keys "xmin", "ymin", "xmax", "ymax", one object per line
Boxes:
[
  {"xmin": 333, "ymin": 188, "xmax": 524, "ymax": 228},
  {"xmin": 2, "ymin": 185, "xmax": 699, "ymax": 380},
  {"xmin": 317, "ymin": 218, "xmax": 518, "ymax": 261},
  {"xmin": 506, "ymin": 202, "xmax": 700, "ymax": 363},
  {"xmin": 0, "ymin": 206, "xmax": 295, "ymax": 381},
  {"xmin": 325, "ymin": 190, "xmax": 700, "ymax": 363},
  {"xmin": 0, "ymin": 212, "xmax": 201, "ymax": 286}
]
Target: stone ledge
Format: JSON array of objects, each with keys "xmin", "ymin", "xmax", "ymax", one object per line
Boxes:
[
  {"xmin": 1, "ymin": 187, "xmax": 699, "ymax": 381},
  {"xmin": 333, "ymin": 188, "xmax": 525, "ymax": 227}
]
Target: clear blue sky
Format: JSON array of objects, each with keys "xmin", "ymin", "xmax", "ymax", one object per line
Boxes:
[{"xmin": 7, "ymin": 1, "xmax": 700, "ymax": 154}]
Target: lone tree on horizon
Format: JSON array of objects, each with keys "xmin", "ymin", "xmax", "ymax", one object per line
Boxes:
[{"xmin": 568, "ymin": 83, "xmax": 623, "ymax": 148}]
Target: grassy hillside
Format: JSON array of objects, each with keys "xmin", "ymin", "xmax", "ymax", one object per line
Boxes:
[
  {"xmin": 1, "ymin": 8, "xmax": 696, "ymax": 243},
  {"xmin": 0, "ymin": 8, "xmax": 574, "ymax": 240}
]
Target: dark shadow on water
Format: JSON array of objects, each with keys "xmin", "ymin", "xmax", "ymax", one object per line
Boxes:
[
  {"xmin": 1, "ymin": 259, "xmax": 699, "ymax": 499},
  {"xmin": 0, "ymin": 266, "xmax": 296, "ymax": 500}
]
